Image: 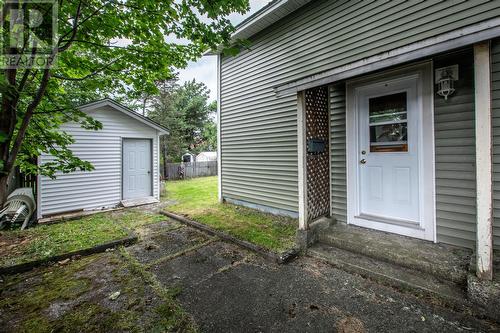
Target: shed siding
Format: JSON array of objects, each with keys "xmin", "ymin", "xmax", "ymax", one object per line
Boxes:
[
  {"xmin": 40, "ymin": 106, "xmax": 160, "ymax": 216},
  {"xmin": 434, "ymin": 51, "xmax": 477, "ymax": 249},
  {"xmin": 491, "ymin": 39, "xmax": 500, "ymax": 249},
  {"xmin": 329, "ymin": 83, "xmax": 347, "ymax": 223},
  {"xmin": 220, "ymin": 0, "xmax": 500, "ymax": 213}
]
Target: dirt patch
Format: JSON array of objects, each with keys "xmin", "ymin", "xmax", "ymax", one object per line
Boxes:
[
  {"xmin": 336, "ymin": 316, "xmax": 366, "ymax": 333},
  {"xmin": 126, "ymin": 227, "xmax": 210, "ymax": 265},
  {"xmin": 135, "ymin": 220, "xmax": 182, "ymax": 237},
  {"xmin": 151, "ymin": 241, "xmax": 246, "ymax": 288},
  {"xmin": 0, "ymin": 232, "xmax": 33, "ymax": 259}
]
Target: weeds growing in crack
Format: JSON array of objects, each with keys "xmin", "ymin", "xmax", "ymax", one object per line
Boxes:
[{"xmin": 118, "ymin": 247, "xmax": 197, "ymax": 332}]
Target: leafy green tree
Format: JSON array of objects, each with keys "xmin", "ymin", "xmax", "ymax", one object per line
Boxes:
[
  {"xmin": 195, "ymin": 101, "xmax": 217, "ymax": 153},
  {"xmin": 0, "ymin": 0, "xmax": 249, "ymax": 204},
  {"xmin": 148, "ymin": 79, "xmax": 215, "ymax": 164}
]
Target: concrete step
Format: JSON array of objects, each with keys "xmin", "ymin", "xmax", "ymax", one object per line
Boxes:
[
  {"xmin": 308, "ymin": 243, "xmax": 469, "ymax": 309},
  {"xmin": 318, "ymin": 224, "xmax": 471, "ymax": 285},
  {"xmin": 121, "ymin": 196, "xmax": 159, "ymax": 207}
]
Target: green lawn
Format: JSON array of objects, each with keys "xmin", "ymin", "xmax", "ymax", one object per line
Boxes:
[
  {"xmin": 163, "ymin": 176, "xmax": 298, "ymax": 252},
  {"xmin": 0, "ymin": 210, "xmax": 165, "ymax": 267}
]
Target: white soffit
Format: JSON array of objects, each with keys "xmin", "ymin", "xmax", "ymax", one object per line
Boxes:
[{"xmin": 233, "ymin": 0, "xmax": 312, "ymax": 41}]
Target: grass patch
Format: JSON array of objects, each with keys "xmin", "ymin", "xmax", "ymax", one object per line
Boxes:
[
  {"xmin": 163, "ymin": 176, "xmax": 297, "ymax": 252},
  {"xmin": 0, "ymin": 209, "xmax": 165, "ymax": 267}
]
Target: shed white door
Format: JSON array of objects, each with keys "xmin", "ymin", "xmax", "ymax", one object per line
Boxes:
[
  {"xmin": 358, "ymin": 78, "xmax": 420, "ymax": 223},
  {"xmin": 123, "ymin": 139, "xmax": 152, "ymax": 199}
]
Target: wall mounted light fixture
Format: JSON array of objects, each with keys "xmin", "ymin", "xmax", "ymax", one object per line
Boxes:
[{"xmin": 435, "ymin": 65, "xmax": 459, "ymax": 100}]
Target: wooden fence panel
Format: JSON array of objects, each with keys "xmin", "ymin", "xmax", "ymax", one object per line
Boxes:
[
  {"xmin": 164, "ymin": 161, "xmax": 217, "ymax": 180},
  {"xmin": 8, "ymin": 166, "xmax": 37, "ymax": 195}
]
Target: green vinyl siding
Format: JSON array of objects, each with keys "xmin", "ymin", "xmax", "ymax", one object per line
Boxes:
[
  {"xmin": 325, "ymin": 52, "xmax": 478, "ymax": 249},
  {"xmin": 329, "ymin": 83, "xmax": 347, "ymax": 223},
  {"xmin": 220, "ymin": 0, "xmax": 500, "ymax": 215},
  {"xmin": 491, "ymin": 39, "xmax": 500, "ymax": 250},
  {"xmin": 434, "ymin": 50, "xmax": 477, "ymax": 249}
]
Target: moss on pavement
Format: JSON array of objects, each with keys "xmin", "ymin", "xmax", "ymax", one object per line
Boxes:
[{"xmin": 0, "ymin": 251, "xmax": 196, "ymax": 333}]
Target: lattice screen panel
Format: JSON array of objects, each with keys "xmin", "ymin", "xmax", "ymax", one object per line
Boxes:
[{"xmin": 305, "ymin": 86, "xmax": 330, "ymax": 222}]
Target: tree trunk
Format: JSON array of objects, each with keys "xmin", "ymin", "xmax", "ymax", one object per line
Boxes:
[{"xmin": 0, "ymin": 173, "xmax": 9, "ymax": 207}]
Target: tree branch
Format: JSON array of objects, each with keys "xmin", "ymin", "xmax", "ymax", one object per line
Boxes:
[
  {"xmin": 15, "ymin": 45, "xmax": 38, "ymax": 94},
  {"xmin": 6, "ymin": 68, "xmax": 51, "ymax": 170},
  {"xmin": 51, "ymin": 57, "xmax": 122, "ymax": 81},
  {"xmin": 58, "ymin": 0, "xmax": 117, "ymax": 53},
  {"xmin": 58, "ymin": 39, "xmax": 180, "ymax": 55},
  {"xmin": 57, "ymin": 0, "xmax": 83, "ymax": 52},
  {"xmin": 33, "ymin": 106, "xmax": 75, "ymax": 115}
]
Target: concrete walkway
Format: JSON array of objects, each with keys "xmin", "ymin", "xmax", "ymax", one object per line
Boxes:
[{"xmin": 126, "ymin": 219, "xmax": 499, "ymax": 333}]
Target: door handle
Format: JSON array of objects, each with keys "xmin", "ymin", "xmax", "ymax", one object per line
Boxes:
[{"xmin": 360, "ymin": 159, "xmax": 366, "ymax": 164}]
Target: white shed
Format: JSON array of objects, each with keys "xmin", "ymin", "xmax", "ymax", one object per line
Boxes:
[
  {"xmin": 37, "ymin": 99, "xmax": 168, "ymax": 218},
  {"xmin": 182, "ymin": 152, "xmax": 195, "ymax": 163},
  {"xmin": 196, "ymin": 151, "xmax": 217, "ymax": 162}
]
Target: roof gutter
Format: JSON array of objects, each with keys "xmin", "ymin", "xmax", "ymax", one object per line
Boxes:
[
  {"xmin": 206, "ymin": 0, "xmax": 312, "ymax": 55},
  {"xmin": 232, "ymin": 0, "xmax": 289, "ymax": 39}
]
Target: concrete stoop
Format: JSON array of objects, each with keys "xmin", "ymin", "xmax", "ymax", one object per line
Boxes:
[
  {"xmin": 308, "ymin": 243, "xmax": 468, "ymax": 309},
  {"xmin": 306, "ymin": 223, "xmax": 500, "ymax": 321},
  {"xmin": 467, "ymin": 255, "xmax": 500, "ymax": 320}
]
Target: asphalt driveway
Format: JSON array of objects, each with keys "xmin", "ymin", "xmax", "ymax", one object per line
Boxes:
[
  {"xmin": 2, "ymin": 217, "xmax": 498, "ymax": 332},
  {"xmin": 128, "ymin": 220, "xmax": 499, "ymax": 332}
]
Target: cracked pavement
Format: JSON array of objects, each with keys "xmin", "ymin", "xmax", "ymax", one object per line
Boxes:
[{"xmin": 125, "ymin": 218, "xmax": 500, "ymax": 333}]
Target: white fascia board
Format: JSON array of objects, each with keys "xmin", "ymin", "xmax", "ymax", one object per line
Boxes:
[{"xmin": 206, "ymin": 0, "xmax": 312, "ymax": 55}]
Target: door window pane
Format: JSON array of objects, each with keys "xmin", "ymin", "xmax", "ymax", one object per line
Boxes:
[{"xmin": 369, "ymin": 92, "xmax": 408, "ymax": 152}]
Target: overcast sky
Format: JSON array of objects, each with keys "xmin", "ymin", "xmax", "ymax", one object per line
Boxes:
[{"xmin": 177, "ymin": 0, "xmax": 270, "ymax": 101}]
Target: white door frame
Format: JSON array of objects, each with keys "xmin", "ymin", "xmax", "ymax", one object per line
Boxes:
[
  {"xmin": 121, "ymin": 137, "xmax": 154, "ymax": 200},
  {"xmin": 346, "ymin": 62, "xmax": 436, "ymax": 241}
]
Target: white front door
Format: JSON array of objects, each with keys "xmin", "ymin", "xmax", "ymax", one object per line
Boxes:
[
  {"xmin": 123, "ymin": 138, "xmax": 152, "ymax": 199},
  {"xmin": 346, "ymin": 64, "xmax": 435, "ymax": 241},
  {"xmin": 359, "ymin": 78, "xmax": 420, "ymax": 223}
]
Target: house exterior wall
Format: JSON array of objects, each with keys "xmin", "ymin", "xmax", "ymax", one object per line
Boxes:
[
  {"xmin": 329, "ymin": 83, "xmax": 347, "ymax": 224},
  {"xmin": 433, "ymin": 51, "xmax": 477, "ymax": 249},
  {"xmin": 491, "ymin": 38, "xmax": 500, "ymax": 249},
  {"xmin": 328, "ymin": 51, "xmax": 480, "ymax": 249},
  {"xmin": 39, "ymin": 105, "xmax": 160, "ymax": 216},
  {"xmin": 220, "ymin": 0, "xmax": 500, "ymax": 214}
]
